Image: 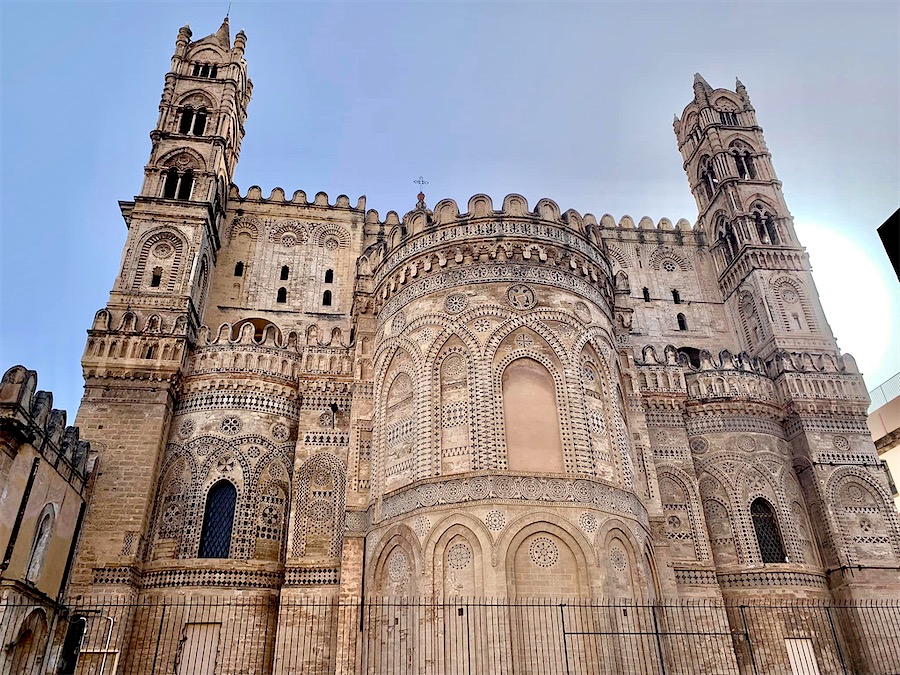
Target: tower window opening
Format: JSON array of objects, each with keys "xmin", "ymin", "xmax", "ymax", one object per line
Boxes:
[
  {"xmin": 199, "ymin": 480, "xmax": 237, "ymax": 559},
  {"xmin": 192, "ymin": 108, "xmax": 207, "ymax": 135},
  {"xmin": 322, "ymin": 290, "xmax": 332, "ymax": 306},
  {"xmin": 162, "ymin": 169, "xmax": 179, "ymax": 198},
  {"xmin": 751, "ymin": 498, "xmax": 787, "ymax": 563},
  {"xmin": 145, "ymin": 345, "xmax": 155, "ymax": 359},
  {"xmin": 210, "ymin": 65, "xmax": 218, "ymax": 78},
  {"xmin": 642, "ymin": 287, "xmax": 650, "ymax": 302},
  {"xmin": 677, "ymin": 313, "xmax": 687, "ymax": 331},
  {"xmin": 280, "ymin": 265, "xmax": 289, "ymax": 281},
  {"xmin": 234, "ymin": 261, "xmax": 244, "ymax": 277},
  {"xmin": 179, "ymin": 108, "xmax": 194, "ymax": 134},
  {"xmin": 199, "ymin": 64, "xmax": 211, "ymax": 78},
  {"xmin": 150, "ymin": 267, "xmax": 163, "ymax": 288},
  {"xmin": 276, "ymin": 287, "xmax": 287, "ymax": 303},
  {"xmin": 720, "ymin": 111, "xmax": 739, "ymax": 125},
  {"xmin": 176, "ymin": 170, "xmax": 194, "ymax": 200},
  {"xmin": 672, "ymin": 289, "xmax": 681, "ymax": 304},
  {"xmin": 324, "ymin": 268, "xmax": 334, "ymax": 283},
  {"xmin": 192, "ymin": 63, "xmax": 201, "ymax": 76}
]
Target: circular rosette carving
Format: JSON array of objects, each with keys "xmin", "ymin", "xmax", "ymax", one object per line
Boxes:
[
  {"xmin": 609, "ymin": 546, "xmax": 627, "ymax": 572},
  {"xmin": 444, "ymin": 293, "xmax": 469, "ymax": 314},
  {"xmin": 485, "ymin": 510, "xmax": 506, "ymax": 531},
  {"xmin": 447, "ymin": 543, "xmax": 472, "ymax": 569},
  {"xmin": 529, "ymin": 537, "xmax": 559, "ymax": 567},
  {"xmin": 418, "ymin": 483, "xmax": 440, "ymax": 507},
  {"xmin": 833, "ymin": 435, "xmax": 850, "ymax": 451},
  {"xmin": 468, "ymin": 476, "xmax": 490, "ymax": 500},
  {"xmin": 545, "ymin": 479, "xmax": 571, "ymax": 502},
  {"xmin": 579, "ymin": 512, "xmax": 598, "ymax": 533},
  {"xmin": 520, "ymin": 477, "xmax": 542, "ymax": 500},
  {"xmin": 573, "ymin": 480, "xmax": 593, "ymax": 503},
  {"xmin": 494, "ymin": 476, "xmax": 517, "ymax": 499},
  {"xmin": 441, "ymin": 480, "xmax": 468, "ymax": 503}
]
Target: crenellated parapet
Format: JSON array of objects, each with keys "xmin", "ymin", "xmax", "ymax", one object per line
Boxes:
[{"xmin": 0, "ymin": 366, "xmax": 91, "ymax": 486}]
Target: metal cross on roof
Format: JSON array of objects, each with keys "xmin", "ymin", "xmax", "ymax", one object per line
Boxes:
[{"xmin": 414, "ymin": 176, "xmax": 429, "ymax": 187}]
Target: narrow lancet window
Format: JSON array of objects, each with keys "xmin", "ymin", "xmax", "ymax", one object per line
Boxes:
[
  {"xmin": 277, "ymin": 287, "xmax": 287, "ymax": 303},
  {"xmin": 234, "ymin": 261, "xmax": 244, "ymax": 277},
  {"xmin": 199, "ymin": 481, "xmax": 237, "ymax": 559},
  {"xmin": 751, "ymin": 498, "xmax": 786, "ymax": 563},
  {"xmin": 322, "ymin": 290, "xmax": 332, "ymax": 306},
  {"xmin": 677, "ymin": 313, "xmax": 687, "ymax": 331}
]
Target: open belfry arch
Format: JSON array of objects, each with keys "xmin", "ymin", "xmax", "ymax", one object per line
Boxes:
[{"xmin": 45, "ymin": 19, "xmax": 898, "ymax": 675}]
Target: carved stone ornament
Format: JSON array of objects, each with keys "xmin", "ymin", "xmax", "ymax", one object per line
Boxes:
[
  {"xmin": 506, "ymin": 284, "xmax": 537, "ymax": 310},
  {"xmin": 444, "ymin": 293, "xmax": 469, "ymax": 314}
]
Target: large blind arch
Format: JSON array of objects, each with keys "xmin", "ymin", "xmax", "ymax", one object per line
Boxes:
[
  {"xmin": 199, "ymin": 480, "xmax": 237, "ymax": 558},
  {"xmin": 501, "ymin": 357, "xmax": 564, "ymax": 473}
]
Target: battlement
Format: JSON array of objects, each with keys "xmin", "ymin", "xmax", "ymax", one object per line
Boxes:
[
  {"xmin": 0, "ymin": 365, "xmax": 90, "ymax": 480},
  {"xmin": 229, "ymin": 184, "xmax": 366, "ymax": 211}
]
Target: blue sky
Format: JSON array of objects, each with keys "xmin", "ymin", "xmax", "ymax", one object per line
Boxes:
[{"xmin": 1, "ymin": 1, "xmax": 898, "ymax": 416}]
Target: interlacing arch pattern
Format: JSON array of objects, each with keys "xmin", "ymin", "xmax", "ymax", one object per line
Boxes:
[
  {"xmin": 371, "ymin": 299, "xmax": 635, "ymax": 496},
  {"xmin": 292, "ymin": 452, "xmax": 347, "ymax": 559}
]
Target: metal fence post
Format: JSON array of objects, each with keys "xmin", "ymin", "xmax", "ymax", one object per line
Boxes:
[
  {"xmin": 651, "ymin": 604, "xmax": 667, "ymax": 675},
  {"xmin": 739, "ymin": 605, "xmax": 759, "ymax": 675},
  {"xmin": 825, "ymin": 606, "xmax": 850, "ymax": 675},
  {"xmin": 559, "ymin": 603, "xmax": 571, "ymax": 675}
]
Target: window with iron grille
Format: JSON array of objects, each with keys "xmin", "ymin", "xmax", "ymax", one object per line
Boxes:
[
  {"xmin": 751, "ymin": 498, "xmax": 786, "ymax": 563},
  {"xmin": 199, "ymin": 481, "xmax": 237, "ymax": 558}
]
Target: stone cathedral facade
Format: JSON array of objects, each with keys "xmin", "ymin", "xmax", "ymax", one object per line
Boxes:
[{"xmin": 58, "ymin": 17, "xmax": 900, "ymax": 672}]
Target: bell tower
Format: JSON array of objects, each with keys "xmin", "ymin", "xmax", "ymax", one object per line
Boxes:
[
  {"xmin": 69, "ymin": 20, "xmax": 251, "ymax": 598},
  {"xmin": 674, "ymin": 75, "xmax": 837, "ymax": 359},
  {"xmin": 142, "ymin": 19, "xmax": 250, "ymax": 210}
]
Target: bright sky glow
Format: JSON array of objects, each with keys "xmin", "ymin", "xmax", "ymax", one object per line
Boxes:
[{"xmin": 1, "ymin": 1, "xmax": 898, "ymax": 416}]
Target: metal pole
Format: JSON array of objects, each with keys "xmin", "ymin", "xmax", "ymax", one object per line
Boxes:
[
  {"xmin": 826, "ymin": 606, "xmax": 850, "ymax": 675},
  {"xmin": 559, "ymin": 603, "xmax": 571, "ymax": 675},
  {"xmin": 651, "ymin": 604, "xmax": 667, "ymax": 675},
  {"xmin": 739, "ymin": 605, "xmax": 759, "ymax": 675},
  {"xmin": 149, "ymin": 605, "xmax": 166, "ymax": 675}
]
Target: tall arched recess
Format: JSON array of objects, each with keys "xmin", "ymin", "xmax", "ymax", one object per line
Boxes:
[{"xmin": 502, "ymin": 357, "xmax": 564, "ymax": 473}]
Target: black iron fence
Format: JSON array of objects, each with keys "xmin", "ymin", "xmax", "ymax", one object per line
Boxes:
[{"xmin": 1, "ymin": 595, "xmax": 899, "ymax": 674}]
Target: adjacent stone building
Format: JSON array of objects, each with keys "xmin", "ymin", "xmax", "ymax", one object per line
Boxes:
[
  {"xmin": 45, "ymin": 17, "xmax": 900, "ymax": 675},
  {"xmin": 0, "ymin": 367, "xmax": 90, "ymax": 674}
]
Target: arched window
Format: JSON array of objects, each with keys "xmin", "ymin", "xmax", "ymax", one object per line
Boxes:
[
  {"xmin": 199, "ymin": 481, "xmax": 237, "ymax": 558},
  {"xmin": 26, "ymin": 509, "xmax": 54, "ymax": 582},
  {"xmin": 729, "ymin": 141, "xmax": 757, "ymax": 180},
  {"xmin": 150, "ymin": 267, "xmax": 163, "ymax": 288},
  {"xmin": 176, "ymin": 170, "xmax": 193, "ymax": 200},
  {"xmin": 642, "ymin": 287, "xmax": 650, "ymax": 302},
  {"xmin": 752, "ymin": 204, "xmax": 780, "ymax": 245},
  {"xmin": 234, "ymin": 261, "xmax": 244, "ymax": 277},
  {"xmin": 162, "ymin": 169, "xmax": 180, "ymax": 198},
  {"xmin": 276, "ymin": 287, "xmax": 287, "ymax": 303},
  {"xmin": 750, "ymin": 498, "xmax": 786, "ymax": 563},
  {"xmin": 145, "ymin": 345, "xmax": 155, "ymax": 359},
  {"xmin": 677, "ymin": 313, "xmax": 687, "ymax": 331},
  {"xmin": 324, "ymin": 268, "xmax": 334, "ymax": 283},
  {"xmin": 719, "ymin": 110, "xmax": 739, "ymax": 125},
  {"xmin": 192, "ymin": 108, "xmax": 207, "ymax": 135},
  {"xmin": 322, "ymin": 290, "xmax": 332, "ymax": 306},
  {"xmin": 672, "ymin": 289, "xmax": 681, "ymax": 304},
  {"xmin": 716, "ymin": 217, "xmax": 738, "ymax": 263},
  {"xmin": 280, "ymin": 265, "xmax": 289, "ymax": 281},
  {"xmin": 179, "ymin": 107, "xmax": 194, "ymax": 134},
  {"xmin": 699, "ymin": 156, "xmax": 718, "ymax": 200}
]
